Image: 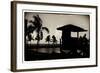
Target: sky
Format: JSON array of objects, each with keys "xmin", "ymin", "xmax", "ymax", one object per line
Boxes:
[{"xmin": 25, "ymin": 12, "xmax": 90, "ymax": 44}]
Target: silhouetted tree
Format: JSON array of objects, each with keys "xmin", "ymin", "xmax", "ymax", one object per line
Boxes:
[
  {"xmin": 27, "ymin": 26, "xmax": 35, "ymax": 41},
  {"xmin": 25, "ymin": 19, "xmax": 28, "ymax": 40},
  {"xmin": 25, "ymin": 18, "xmax": 36, "ymax": 43},
  {"xmin": 29, "ymin": 15, "xmax": 49, "ymax": 51},
  {"xmin": 78, "ymin": 34, "xmax": 90, "ymax": 57},
  {"xmin": 45, "ymin": 35, "xmax": 51, "ymax": 53},
  {"xmin": 81, "ymin": 34, "xmax": 89, "ymax": 57},
  {"xmin": 52, "ymin": 35, "xmax": 57, "ymax": 53}
]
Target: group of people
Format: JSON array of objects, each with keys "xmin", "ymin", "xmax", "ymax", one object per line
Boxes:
[{"xmin": 45, "ymin": 35, "xmax": 57, "ymax": 44}]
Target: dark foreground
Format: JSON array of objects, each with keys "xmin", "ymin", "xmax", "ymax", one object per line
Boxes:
[
  {"xmin": 25, "ymin": 44, "xmax": 89, "ymax": 61},
  {"xmin": 25, "ymin": 51, "xmax": 89, "ymax": 61}
]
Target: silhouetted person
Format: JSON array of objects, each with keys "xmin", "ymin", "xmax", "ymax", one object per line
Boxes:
[
  {"xmin": 45, "ymin": 35, "xmax": 51, "ymax": 44},
  {"xmin": 52, "ymin": 35, "xmax": 57, "ymax": 44}
]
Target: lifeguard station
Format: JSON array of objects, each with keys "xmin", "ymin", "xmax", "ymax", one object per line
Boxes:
[{"xmin": 57, "ymin": 24, "xmax": 87, "ymax": 56}]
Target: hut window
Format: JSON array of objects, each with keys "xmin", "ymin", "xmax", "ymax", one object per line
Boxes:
[{"xmin": 71, "ymin": 32, "xmax": 77, "ymax": 37}]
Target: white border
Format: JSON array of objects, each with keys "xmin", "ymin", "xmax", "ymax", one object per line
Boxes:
[{"xmin": 16, "ymin": 3, "xmax": 96, "ymax": 70}]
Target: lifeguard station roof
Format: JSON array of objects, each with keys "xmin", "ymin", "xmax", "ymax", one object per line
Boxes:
[{"xmin": 57, "ymin": 24, "xmax": 87, "ymax": 32}]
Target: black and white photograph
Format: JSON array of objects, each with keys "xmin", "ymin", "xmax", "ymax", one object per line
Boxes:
[
  {"xmin": 11, "ymin": 1, "xmax": 97, "ymax": 71},
  {"xmin": 24, "ymin": 12, "xmax": 90, "ymax": 61}
]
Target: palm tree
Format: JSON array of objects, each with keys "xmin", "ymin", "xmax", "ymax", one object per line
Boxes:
[
  {"xmin": 25, "ymin": 18, "xmax": 36, "ymax": 43},
  {"xmin": 25, "ymin": 19, "xmax": 28, "ymax": 39},
  {"xmin": 29, "ymin": 15, "xmax": 49, "ymax": 51},
  {"xmin": 52, "ymin": 35, "xmax": 57, "ymax": 53}
]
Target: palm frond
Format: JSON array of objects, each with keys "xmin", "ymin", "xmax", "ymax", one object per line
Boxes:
[
  {"xmin": 29, "ymin": 20, "xmax": 34, "ymax": 24},
  {"xmin": 32, "ymin": 15, "xmax": 43, "ymax": 27},
  {"xmin": 27, "ymin": 25, "xmax": 36, "ymax": 34},
  {"xmin": 42, "ymin": 27, "xmax": 49, "ymax": 33},
  {"xmin": 29, "ymin": 20, "xmax": 37, "ymax": 27},
  {"xmin": 37, "ymin": 15, "xmax": 43, "ymax": 23}
]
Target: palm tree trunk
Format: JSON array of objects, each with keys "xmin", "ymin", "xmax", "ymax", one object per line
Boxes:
[
  {"xmin": 52, "ymin": 42, "xmax": 55, "ymax": 53},
  {"xmin": 47, "ymin": 42, "xmax": 50, "ymax": 53},
  {"xmin": 37, "ymin": 40, "xmax": 39, "ymax": 52},
  {"xmin": 60, "ymin": 38, "xmax": 62, "ymax": 53},
  {"xmin": 36, "ymin": 33, "xmax": 40, "ymax": 52}
]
